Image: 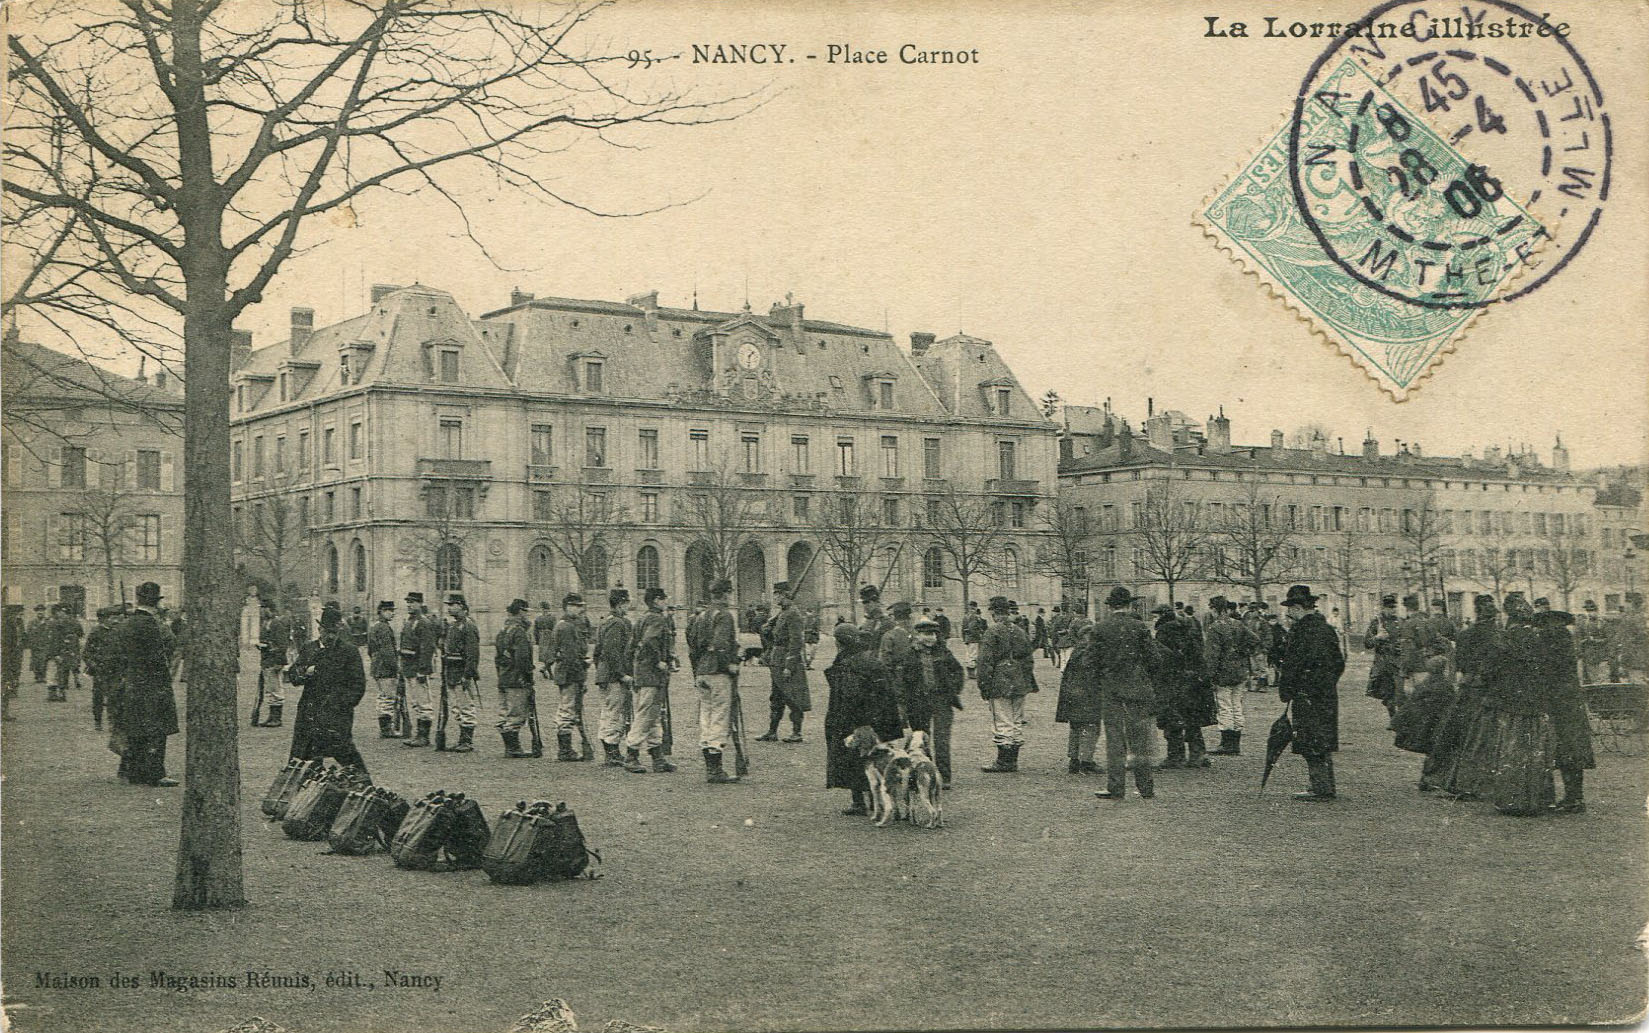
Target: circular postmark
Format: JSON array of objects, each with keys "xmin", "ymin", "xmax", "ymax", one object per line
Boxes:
[{"xmin": 1287, "ymin": 0, "xmax": 1610, "ymax": 310}]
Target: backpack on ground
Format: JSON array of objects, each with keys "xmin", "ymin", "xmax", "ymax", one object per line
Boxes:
[
  {"xmin": 389, "ymin": 790, "xmax": 489, "ymax": 871},
  {"xmin": 327, "ymin": 786, "xmax": 409, "ymax": 855},
  {"xmin": 261, "ymin": 757, "xmax": 324, "ymax": 820},
  {"xmin": 483, "ymin": 801, "xmax": 601, "ymax": 885},
  {"xmin": 445, "ymin": 795, "xmax": 491, "ymax": 871},
  {"xmin": 282, "ymin": 766, "xmax": 370, "ymax": 841}
]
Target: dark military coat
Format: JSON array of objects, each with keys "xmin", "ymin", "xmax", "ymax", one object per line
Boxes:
[
  {"xmin": 494, "ymin": 615, "xmax": 536, "ymax": 691},
  {"xmin": 366, "ymin": 618, "xmax": 399, "ymax": 679},
  {"xmin": 976, "ymin": 619, "xmax": 1035, "ymax": 700},
  {"xmin": 632, "ymin": 609, "xmax": 674, "ymax": 689},
  {"xmin": 592, "ymin": 612, "xmax": 634, "ymax": 684},
  {"xmin": 767, "ymin": 606, "xmax": 811, "ymax": 711}
]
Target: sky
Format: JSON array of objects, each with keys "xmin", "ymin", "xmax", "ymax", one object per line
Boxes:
[{"xmin": 17, "ymin": 0, "xmax": 1648, "ymax": 469}]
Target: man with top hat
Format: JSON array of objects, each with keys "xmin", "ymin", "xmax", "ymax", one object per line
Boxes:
[
  {"xmin": 1277, "ymin": 584, "xmax": 1345, "ymax": 801},
  {"xmin": 439, "ymin": 592, "xmax": 482, "ymax": 753},
  {"xmin": 256, "ymin": 596, "xmax": 292, "ymax": 727},
  {"xmin": 286, "ymin": 604, "xmax": 370, "ymax": 775},
  {"xmin": 1204, "ymin": 597, "xmax": 1256, "ymax": 756},
  {"xmin": 857, "ymin": 584, "xmax": 891, "ymax": 655},
  {"xmin": 626, "ymin": 586, "xmax": 678, "ymax": 773},
  {"xmin": 26, "ymin": 604, "xmax": 50, "ymax": 684},
  {"xmin": 366, "ymin": 600, "xmax": 401, "ymax": 737},
  {"xmin": 1363, "ymin": 593, "xmax": 1404, "ymax": 717},
  {"xmin": 494, "ymin": 598, "xmax": 537, "ymax": 758},
  {"xmin": 1091, "ymin": 585, "xmax": 1158, "ymax": 800},
  {"xmin": 758, "ymin": 580, "xmax": 811, "ymax": 743},
  {"xmin": 399, "ymin": 591, "xmax": 439, "ymax": 747},
  {"xmin": 686, "ymin": 577, "xmax": 741, "ymax": 783},
  {"xmin": 547, "ymin": 592, "xmax": 593, "ymax": 761},
  {"xmin": 593, "ymin": 587, "xmax": 637, "ymax": 766},
  {"xmin": 977, "ymin": 594, "xmax": 1035, "ymax": 773},
  {"xmin": 109, "ymin": 582, "xmax": 179, "ymax": 786}
]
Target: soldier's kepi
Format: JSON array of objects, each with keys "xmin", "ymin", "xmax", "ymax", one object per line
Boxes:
[
  {"xmin": 439, "ymin": 593, "xmax": 481, "ymax": 753},
  {"xmin": 686, "ymin": 577, "xmax": 743, "ymax": 783}
]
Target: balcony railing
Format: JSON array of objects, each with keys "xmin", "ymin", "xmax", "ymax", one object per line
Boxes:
[
  {"xmin": 986, "ymin": 477, "xmax": 1040, "ymax": 495},
  {"xmin": 637, "ymin": 468, "xmax": 665, "ymax": 484},
  {"xmin": 527, "ymin": 463, "xmax": 557, "ymax": 483},
  {"xmin": 418, "ymin": 458, "xmax": 492, "ymax": 479},
  {"xmin": 834, "ymin": 475, "xmax": 862, "ymax": 490},
  {"xmin": 737, "ymin": 472, "xmax": 768, "ymax": 486}
]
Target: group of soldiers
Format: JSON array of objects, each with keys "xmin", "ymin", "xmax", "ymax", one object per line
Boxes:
[{"xmin": 4, "ymin": 602, "xmax": 86, "ymax": 709}]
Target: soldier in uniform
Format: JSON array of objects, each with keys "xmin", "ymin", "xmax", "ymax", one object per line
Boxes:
[
  {"xmin": 48, "ymin": 603, "xmax": 84, "ymax": 701},
  {"xmin": 439, "ymin": 592, "xmax": 481, "ymax": 753},
  {"xmin": 1204, "ymin": 597, "xmax": 1257, "ymax": 756},
  {"xmin": 399, "ymin": 592, "xmax": 439, "ymax": 747},
  {"xmin": 686, "ymin": 577, "xmax": 741, "ymax": 784},
  {"xmin": 83, "ymin": 606, "xmax": 122, "ymax": 730},
  {"xmin": 876, "ymin": 600, "xmax": 916, "ymax": 707},
  {"xmin": 1397, "ymin": 593, "xmax": 1446, "ymax": 702},
  {"xmin": 494, "ymin": 598, "xmax": 537, "ymax": 758},
  {"xmin": 110, "ymin": 582, "xmax": 180, "ymax": 787},
  {"xmin": 366, "ymin": 600, "xmax": 400, "ymax": 737},
  {"xmin": 1576, "ymin": 600, "xmax": 1611, "ymax": 683},
  {"xmin": 26, "ymin": 604, "xmax": 50, "ymax": 685},
  {"xmin": 1363, "ymin": 594, "xmax": 1404, "ymax": 717},
  {"xmin": 286, "ymin": 606, "xmax": 369, "ymax": 775},
  {"xmin": 977, "ymin": 595, "xmax": 1035, "ymax": 773},
  {"xmin": 626, "ymin": 586, "xmax": 678, "ymax": 773},
  {"xmin": 1091, "ymin": 586, "xmax": 1159, "ymax": 800},
  {"xmin": 547, "ymin": 592, "xmax": 593, "ymax": 762},
  {"xmin": 346, "ymin": 606, "xmax": 369, "ymax": 650},
  {"xmin": 2, "ymin": 603, "xmax": 24, "ymax": 721},
  {"xmin": 1047, "ymin": 605, "xmax": 1071, "ymax": 668},
  {"xmin": 256, "ymin": 598, "xmax": 292, "ymax": 727},
  {"xmin": 1154, "ymin": 601, "xmax": 1213, "ymax": 770},
  {"xmin": 1278, "ymin": 584, "xmax": 1345, "ymax": 801},
  {"xmin": 593, "ymin": 588, "xmax": 636, "ymax": 766},
  {"xmin": 758, "ymin": 581, "xmax": 811, "ymax": 743},
  {"xmin": 960, "ymin": 601, "xmax": 986, "ymax": 677},
  {"xmin": 857, "ymin": 584, "xmax": 891, "ymax": 654},
  {"xmin": 533, "ymin": 600, "xmax": 558, "ymax": 657}
]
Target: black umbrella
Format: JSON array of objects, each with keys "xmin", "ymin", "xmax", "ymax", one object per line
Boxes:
[{"xmin": 1259, "ymin": 703, "xmax": 1294, "ymax": 793}]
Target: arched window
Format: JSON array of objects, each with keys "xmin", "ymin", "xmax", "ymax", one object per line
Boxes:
[
  {"xmin": 582, "ymin": 543, "xmax": 609, "ymax": 589},
  {"xmin": 325, "ymin": 542, "xmax": 340, "ymax": 594},
  {"xmin": 923, "ymin": 546, "xmax": 945, "ymax": 589},
  {"xmin": 1002, "ymin": 547, "xmax": 1021, "ymax": 594},
  {"xmin": 435, "ymin": 543, "xmax": 463, "ymax": 592},
  {"xmin": 635, "ymin": 545, "xmax": 661, "ymax": 591},
  {"xmin": 351, "ymin": 539, "xmax": 367, "ymax": 592},
  {"xmin": 528, "ymin": 544, "xmax": 554, "ymax": 595}
]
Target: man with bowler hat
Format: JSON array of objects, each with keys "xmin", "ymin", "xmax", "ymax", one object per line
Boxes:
[
  {"xmin": 1091, "ymin": 585, "xmax": 1158, "ymax": 800},
  {"xmin": 1278, "ymin": 584, "xmax": 1345, "ymax": 801},
  {"xmin": 978, "ymin": 595, "xmax": 1034, "ymax": 773},
  {"xmin": 686, "ymin": 577, "xmax": 741, "ymax": 783},
  {"xmin": 366, "ymin": 600, "xmax": 400, "ymax": 737},
  {"xmin": 758, "ymin": 581, "xmax": 811, "ymax": 743},
  {"xmin": 287, "ymin": 605, "xmax": 370, "ymax": 775},
  {"xmin": 495, "ymin": 598, "xmax": 537, "ymax": 758},
  {"xmin": 626, "ymin": 586, "xmax": 677, "ymax": 773},
  {"xmin": 440, "ymin": 592, "xmax": 481, "ymax": 753},
  {"xmin": 399, "ymin": 591, "xmax": 438, "ymax": 747},
  {"xmin": 110, "ymin": 582, "xmax": 179, "ymax": 786}
]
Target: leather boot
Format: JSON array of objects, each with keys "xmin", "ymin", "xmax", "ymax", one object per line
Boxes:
[
  {"xmin": 556, "ymin": 731, "xmax": 578, "ymax": 762},
  {"xmin": 603, "ymin": 741, "xmax": 624, "ymax": 767},
  {"xmin": 1229, "ymin": 730, "xmax": 1242, "ymax": 757},
  {"xmin": 260, "ymin": 705, "xmax": 283, "ymax": 728},
  {"xmin": 378, "ymin": 715, "xmax": 394, "ymax": 738},
  {"xmin": 649, "ymin": 746, "xmax": 676, "ymax": 773},
  {"xmin": 1158, "ymin": 728, "xmax": 1186, "ymax": 769},
  {"xmin": 1067, "ymin": 756, "xmax": 1081, "ymax": 774},
  {"xmin": 1554, "ymin": 768, "xmax": 1585, "ymax": 813},
  {"xmin": 404, "ymin": 719, "xmax": 431, "ymax": 747},
  {"xmin": 756, "ymin": 706, "xmax": 783, "ymax": 741},
  {"xmin": 981, "ymin": 744, "xmax": 1019, "ymax": 773},
  {"xmin": 501, "ymin": 729, "xmax": 530, "ymax": 758},
  {"xmin": 623, "ymin": 747, "xmax": 648, "ymax": 773},
  {"xmin": 782, "ymin": 715, "xmax": 804, "ymax": 743},
  {"xmin": 704, "ymin": 748, "xmax": 739, "ymax": 784},
  {"xmin": 1208, "ymin": 729, "xmax": 1235, "ymax": 755},
  {"xmin": 450, "ymin": 726, "xmax": 475, "ymax": 753},
  {"xmin": 1187, "ymin": 729, "xmax": 1210, "ymax": 768}
]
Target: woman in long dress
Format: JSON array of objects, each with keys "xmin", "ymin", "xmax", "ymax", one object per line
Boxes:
[{"xmin": 1449, "ymin": 595, "xmax": 1555, "ymax": 815}]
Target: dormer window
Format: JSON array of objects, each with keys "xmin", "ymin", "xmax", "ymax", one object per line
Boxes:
[
  {"xmin": 236, "ymin": 384, "xmax": 246, "ymax": 412},
  {"xmin": 439, "ymin": 348, "xmax": 460, "ymax": 383},
  {"xmin": 584, "ymin": 359, "xmax": 604, "ymax": 393},
  {"xmin": 570, "ymin": 351, "xmax": 607, "ymax": 393},
  {"xmin": 278, "ymin": 371, "xmax": 291, "ymax": 401},
  {"xmin": 995, "ymin": 387, "xmax": 1011, "ymax": 414},
  {"xmin": 339, "ymin": 355, "xmax": 351, "ymax": 386},
  {"xmin": 879, "ymin": 381, "xmax": 895, "ymax": 410}
]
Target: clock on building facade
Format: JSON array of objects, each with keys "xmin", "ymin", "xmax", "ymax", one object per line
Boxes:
[{"xmin": 737, "ymin": 339, "xmax": 762, "ymax": 371}]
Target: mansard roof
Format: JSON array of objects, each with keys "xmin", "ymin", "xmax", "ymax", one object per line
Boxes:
[{"xmin": 2, "ymin": 335, "xmax": 183, "ymax": 412}]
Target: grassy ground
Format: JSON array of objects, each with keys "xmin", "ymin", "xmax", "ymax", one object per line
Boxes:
[{"xmin": 2, "ymin": 646, "xmax": 1645, "ymax": 1033}]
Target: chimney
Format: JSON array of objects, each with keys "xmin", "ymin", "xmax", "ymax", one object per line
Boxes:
[
  {"xmin": 1145, "ymin": 412, "xmax": 1174, "ymax": 450},
  {"xmin": 910, "ymin": 332, "xmax": 936, "ymax": 356},
  {"xmin": 1118, "ymin": 420, "xmax": 1135, "ymax": 459},
  {"xmin": 1411, "ymin": 442, "xmax": 1422, "ymax": 458},
  {"xmin": 1207, "ymin": 408, "xmax": 1231, "ymax": 454},
  {"xmin": 1483, "ymin": 444, "xmax": 1503, "ymax": 465},
  {"xmin": 1059, "ymin": 437, "xmax": 1074, "ymax": 462},
  {"xmin": 231, "ymin": 330, "xmax": 253, "ymax": 371},
  {"xmin": 507, "ymin": 287, "xmax": 535, "ymax": 308},
  {"xmin": 1337, "ymin": 437, "xmax": 1344, "ymax": 454},
  {"xmin": 371, "ymin": 284, "xmax": 405, "ymax": 305},
  {"xmin": 1271, "ymin": 429, "xmax": 1285, "ymax": 451},
  {"xmin": 153, "ymin": 369, "xmax": 168, "ymax": 391},
  {"xmin": 1147, "ymin": 397, "xmax": 1154, "ymax": 418},
  {"xmin": 289, "ymin": 307, "xmax": 314, "ymax": 354},
  {"xmin": 1507, "ymin": 458, "xmax": 1521, "ymax": 479},
  {"xmin": 628, "ymin": 290, "xmax": 659, "ymax": 331},
  {"xmin": 1553, "ymin": 434, "xmax": 1570, "ymax": 472},
  {"xmin": 1311, "ymin": 430, "xmax": 1329, "ymax": 456},
  {"xmin": 1362, "ymin": 429, "xmax": 1379, "ymax": 460}
]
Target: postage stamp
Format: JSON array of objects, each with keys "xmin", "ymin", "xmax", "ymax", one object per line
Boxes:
[{"xmin": 1200, "ymin": 0, "xmax": 1611, "ymax": 400}]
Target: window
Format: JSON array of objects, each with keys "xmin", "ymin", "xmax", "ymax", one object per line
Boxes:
[
  {"xmin": 1357, "ymin": 507, "xmax": 1373, "ymax": 532},
  {"xmin": 1099, "ymin": 547, "xmax": 1117, "ymax": 581},
  {"xmin": 297, "ymin": 431, "xmax": 310, "ymax": 472},
  {"xmin": 584, "ymin": 427, "xmax": 607, "ymax": 468},
  {"xmin": 136, "ymin": 449, "xmax": 161, "ymax": 490},
  {"xmin": 582, "ymin": 543, "xmax": 609, "ymax": 589},
  {"xmin": 836, "ymin": 438, "xmax": 855, "ymax": 476},
  {"xmin": 583, "ymin": 359, "xmax": 603, "ymax": 393},
  {"xmin": 878, "ymin": 380, "xmax": 895, "ymax": 410},
  {"xmin": 997, "ymin": 440, "xmax": 1017, "ymax": 481},
  {"xmin": 324, "ymin": 491, "xmax": 336, "ymax": 522},
  {"xmin": 994, "ymin": 387, "xmax": 1011, "ymax": 415},
  {"xmin": 528, "ymin": 545, "xmax": 554, "ymax": 593},
  {"xmin": 790, "ymin": 435, "xmax": 810, "ymax": 474},
  {"xmin": 584, "ymin": 492, "xmax": 608, "ymax": 521},
  {"xmin": 1010, "ymin": 501, "xmax": 1027, "ymax": 528},
  {"xmin": 641, "ymin": 491, "xmax": 659, "ymax": 523},
  {"xmin": 439, "ymin": 348, "xmax": 460, "ymax": 383},
  {"xmin": 926, "ymin": 498, "xmax": 943, "ymax": 526},
  {"xmin": 1402, "ymin": 508, "xmax": 1416, "ymax": 533},
  {"xmin": 531, "ymin": 424, "xmax": 554, "ymax": 465},
  {"xmin": 454, "ymin": 486, "xmax": 476, "ymax": 519},
  {"xmin": 1552, "ymin": 513, "xmax": 1566, "ymax": 535},
  {"xmin": 533, "ymin": 490, "xmax": 554, "ymax": 522},
  {"xmin": 793, "ymin": 495, "xmax": 810, "ymax": 521},
  {"xmin": 323, "ymin": 427, "xmax": 337, "ymax": 465},
  {"xmin": 638, "ymin": 429, "xmax": 659, "ymax": 469},
  {"xmin": 923, "ymin": 546, "xmax": 945, "ymax": 588},
  {"xmin": 435, "ymin": 543, "xmax": 463, "ymax": 592},
  {"xmin": 298, "ymin": 496, "xmax": 310, "ymax": 529},
  {"xmin": 1001, "ymin": 548, "xmax": 1021, "ymax": 592},
  {"xmin": 880, "ymin": 436, "xmax": 899, "ymax": 477},
  {"xmin": 139, "ymin": 514, "xmax": 161, "ymax": 562},
  {"xmin": 1309, "ymin": 505, "xmax": 1323, "ymax": 531},
  {"xmin": 325, "ymin": 543, "xmax": 340, "ymax": 594},
  {"xmin": 992, "ymin": 500, "xmax": 1006, "ymax": 526},
  {"xmin": 1477, "ymin": 510, "xmax": 1492, "ymax": 535},
  {"xmin": 352, "ymin": 540, "xmax": 367, "ymax": 592},
  {"xmin": 232, "ymin": 441, "xmax": 244, "ymax": 482},
  {"xmin": 635, "ymin": 545, "xmax": 661, "ymax": 591},
  {"xmin": 252, "ymin": 437, "xmax": 265, "ymax": 478},
  {"xmin": 1074, "ymin": 507, "xmax": 1089, "ymax": 533},
  {"xmin": 351, "ymin": 487, "xmax": 362, "ymax": 519},
  {"xmin": 923, "ymin": 438, "xmax": 941, "ymax": 479},
  {"xmin": 349, "ymin": 420, "xmax": 363, "ymax": 460},
  {"xmin": 742, "ymin": 432, "xmax": 762, "ymax": 474},
  {"xmin": 274, "ymin": 436, "xmax": 287, "ymax": 474},
  {"xmin": 278, "ymin": 371, "xmax": 290, "ymax": 401},
  {"xmin": 1101, "ymin": 504, "xmax": 1117, "ymax": 531},
  {"xmin": 56, "ymin": 513, "xmax": 85, "ymax": 561},
  {"xmin": 882, "ymin": 497, "xmax": 900, "ymax": 524},
  {"xmin": 338, "ymin": 355, "xmax": 351, "ymax": 387},
  {"xmin": 426, "ymin": 487, "xmax": 448, "ymax": 518},
  {"xmin": 1332, "ymin": 506, "xmax": 1347, "ymax": 531},
  {"xmin": 690, "ymin": 429, "xmax": 710, "ymax": 471}
]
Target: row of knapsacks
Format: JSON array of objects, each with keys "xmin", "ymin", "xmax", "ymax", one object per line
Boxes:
[{"xmin": 261, "ymin": 758, "xmax": 599, "ymax": 884}]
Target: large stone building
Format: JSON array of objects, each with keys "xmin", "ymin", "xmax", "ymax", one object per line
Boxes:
[
  {"xmin": 2, "ymin": 333, "xmax": 186, "ymax": 613},
  {"xmin": 1058, "ymin": 403, "xmax": 1608, "ymax": 625},
  {"xmin": 228, "ymin": 285, "xmax": 1058, "ymax": 621}
]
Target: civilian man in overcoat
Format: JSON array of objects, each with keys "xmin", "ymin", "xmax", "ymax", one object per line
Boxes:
[
  {"xmin": 1154, "ymin": 603, "xmax": 1213, "ymax": 769},
  {"xmin": 823, "ymin": 624, "xmax": 901, "ymax": 815},
  {"xmin": 758, "ymin": 581, "xmax": 811, "ymax": 743},
  {"xmin": 286, "ymin": 605, "xmax": 369, "ymax": 775},
  {"xmin": 1055, "ymin": 621, "xmax": 1104, "ymax": 776},
  {"xmin": 1364, "ymin": 593, "xmax": 1404, "ymax": 717},
  {"xmin": 977, "ymin": 595, "xmax": 1035, "ymax": 773},
  {"xmin": 110, "ymin": 582, "xmax": 179, "ymax": 787},
  {"xmin": 1278, "ymin": 584, "xmax": 1345, "ymax": 801},
  {"xmin": 1091, "ymin": 586, "xmax": 1159, "ymax": 800},
  {"xmin": 894, "ymin": 615, "xmax": 964, "ymax": 788}
]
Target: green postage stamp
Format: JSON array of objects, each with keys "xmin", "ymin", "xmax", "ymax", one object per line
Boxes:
[{"xmin": 1200, "ymin": 57, "xmax": 1550, "ymax": 400}]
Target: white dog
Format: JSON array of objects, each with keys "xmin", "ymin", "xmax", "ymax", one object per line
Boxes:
[{"xmin": 845, "ymin": 727, "xmax": 943, "ymax": 829}]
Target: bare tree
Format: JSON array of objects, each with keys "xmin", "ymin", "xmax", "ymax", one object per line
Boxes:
[
  {"xmin": 1033, "ymin": 496, "xmax": 1093, "ymax": 609},
  {"xmin": 1397, "ymin": 494, "xmax": 1447, "ymax": 603},
  {"xmin": 1130, "ymin": 475, "xmax": 1207, "ymax": 605},
  {"xmin": 5, "ymin": 1, "xmax": 755, "ymax": 908},
  {"xmin": 810, "ymin": 490, "xmax": 900, "ymax": 621},
  {"xmin": 70, "ymin": 485, "xmax": 141, "ymax": 606},
  {"xmin": 1209, "ymin": 480, "xmax": 1302, "ymax": 603},
  {"xmin": 924, "ymin": 486, "xmax": 1010, "ymax": 613},
  {"xmin": 678, "ymin": 465, "xmax": 764, "ymax": 587},
  {"xmin": 234, "ymin": 482, "xmax": 308, "ymax": 610},
  {"xmin": 536, "ymin": 488, "xmax": 629, "ymax": 592},
  {"xmin": 1285, "ymin": 423, "xmax": 1333, "ymax": 449},
  {"xmin": 1322, "ymin": 528, "xmax": 1374, "ymax": 640},
  {"xmin": 1474, "ymin": 546, "xmax": 1522, "ymax": 601},
  {"xmin": 1544, "ymin": 528, "xmax": 1589, "ymax": 612}
]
